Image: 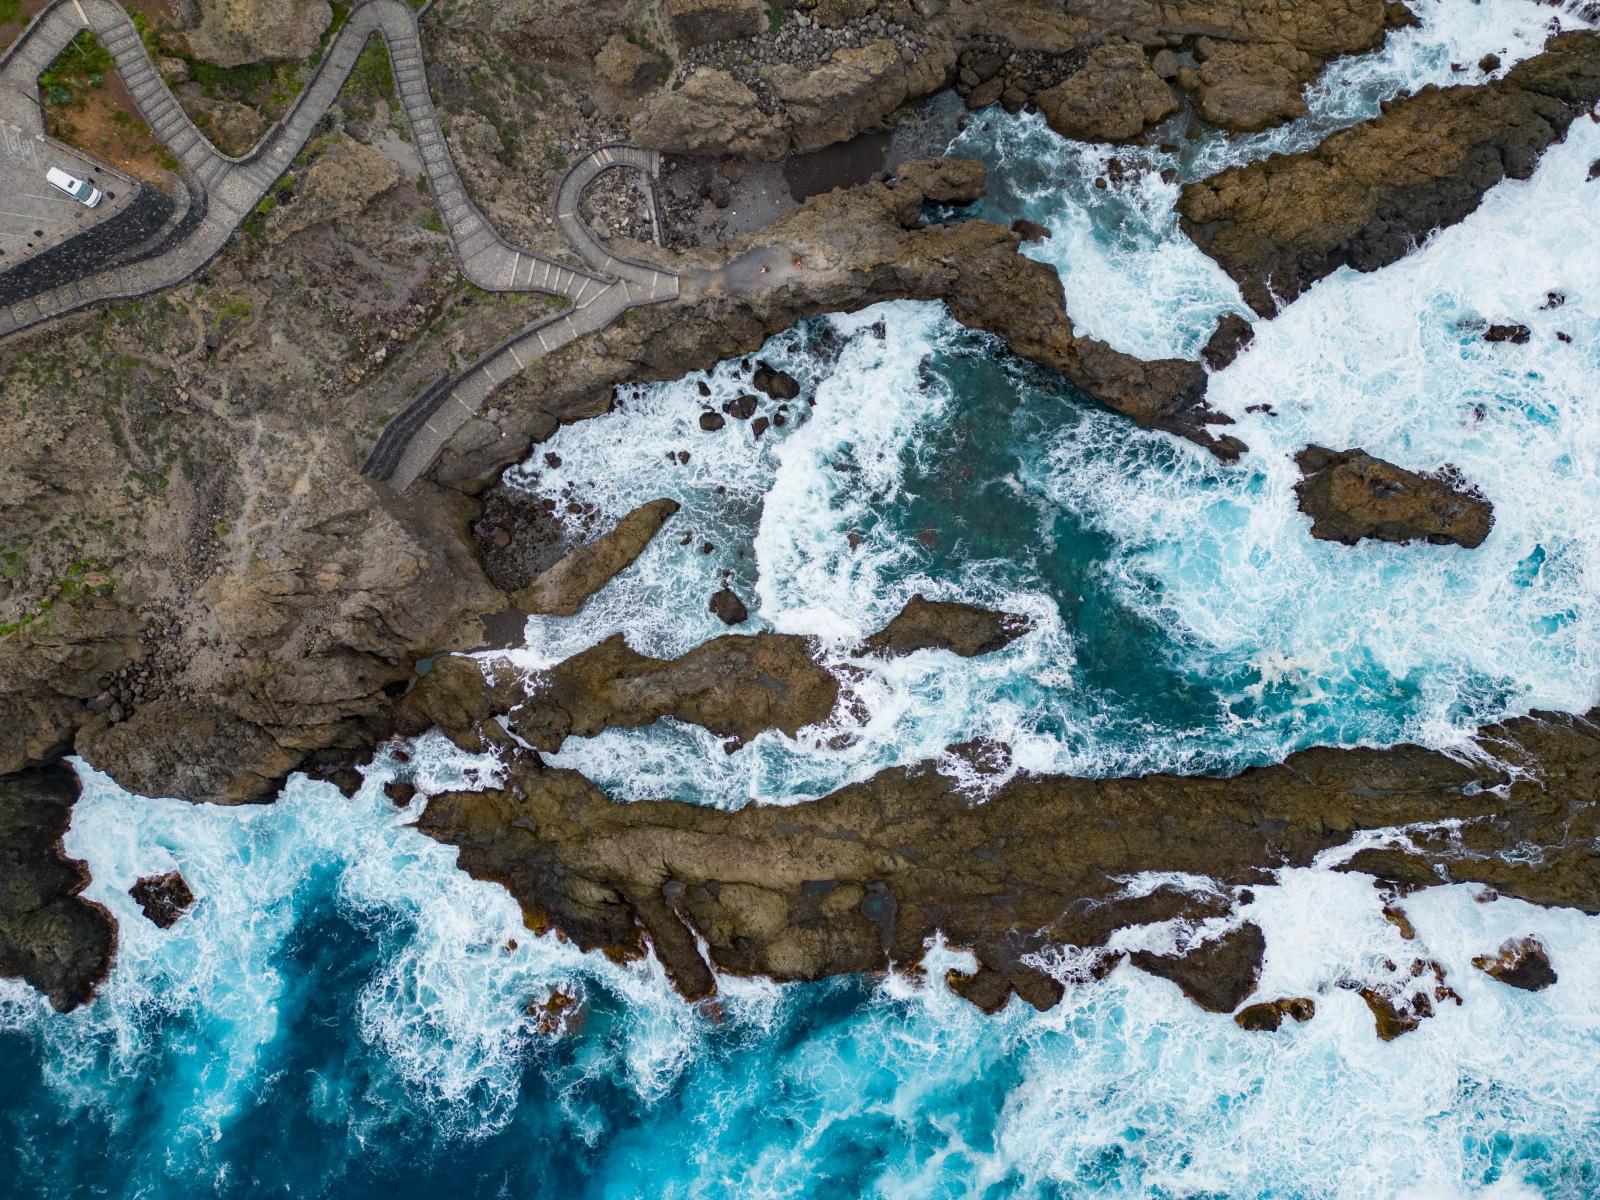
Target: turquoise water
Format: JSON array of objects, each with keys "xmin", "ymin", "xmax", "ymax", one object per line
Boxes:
[{"xmin": 7, "ymin": 0, "xmax": 1600, "ymax": 1193}]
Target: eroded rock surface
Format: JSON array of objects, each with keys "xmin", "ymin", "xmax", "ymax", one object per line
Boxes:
[
  {"xmin": 182, "ymin": 0, "xmax": 333, "ymax": 68},
  {"xmin": 1036, "ymin": 44, "xmax": 1179, "ymax": 143},
  {"xmin": 858, "ymin": 595, "xmax": 1030, "ymax": 658},
  {"xmin": 1294, "ymin": 446, "xmax": 1494, "ymax": 548},
  {"xmin": 129, "ymin": 871, "xmax": 196, "ymax": 929},
  {"xmin": 416, "ymin": 705, "xmax": 1600, "ymax": 1014},
  {"xmin": 0, "ymin": 764, "xmax": 114, "ymax": 1011},
  {"xmin": 1179, "ymin": 33, "xmax": 1600, "ymax": 314},
  {"xmin": 1235, "ymin": 996, "xmax": 1317, "ymax": 1031},
  {"xmin": 1129, "ymin": 923, "xmax": 1266, "ymax": 1012}
]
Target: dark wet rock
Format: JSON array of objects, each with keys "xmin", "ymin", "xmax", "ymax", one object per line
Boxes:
[
  {"xmin": 858, "ymin": 595, "xmax": 1030, "ymax": 659},
  {"xmin": 383, "ymin": 779, "xmax": 418, "ymax": 807},
  {"xmin": 0, "ymin": 764, "xmax": 114, "ymax": 1011},
  {"xmin": 1011, "ymin": 218, "xmax": 1052, "ymax": 242},
  {"xmin": 1480, "ymin": 53, "xmax": 1503, "ymax": 72},
  {"xmin": 1293, "ymin": 446, "xmax": 1494, "ymax": 548},
  {"xmin": 1201, "ymin": 313, "xmax": 1256, "ymax": 372},
  {"xmin": 751, "ymin": 416, "xmax": 770, "ymax": 438},
  {"xmin": 1484, "ymin": 322, "xmax": 1532, "ymax": 344},
  {"xmin": 1472, "ymin": 935, "xmax": 1558, "ymax": 990},
  {"xmin": 723, "ymin": 394, "xmax": 759, "ymax": 420},
  {"xmin": 1590, "ymin": 158, "xmax": 1600, "ymax": 181},
  {"xmin": 709, "ymin": 587, "xmax": 750, "ymax": 626},
  {"xmin": 511, "ymin": 499, "xmax": 680, "ymax": 617},
  {"xmin": 699, "ymin": 410, "xmax": 726, "ymax": 431},
  {"xmin": 1037, "ymin": 45, "xmax": 1180, "ymax": 143},
  {"xmin": 1179, "ymin": 33, "xmax": 1600, "ymax": 315},
  {"xmin": 1360, "ymin": 986, "xmax": 1432, "ymax": 1040},
  {"xmin": 752, "ymin": 363, "xmax": 801, "ymax": 401},
  {"xmin": 1235, "ymin": 996, "xmax": 1317, "ymax": 1031},
  {"xmin": 128, "ymin": 870, "xmax": 195, "ymax": 929},
  {"xmin": 1129, "ymin": 923, "xmax": 1266, "ymax": 1012}
]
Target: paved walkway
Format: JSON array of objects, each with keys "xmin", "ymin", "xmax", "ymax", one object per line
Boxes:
[{"xmin": 0, "ymin": 0, "xmax": 682, "ymax": 488}]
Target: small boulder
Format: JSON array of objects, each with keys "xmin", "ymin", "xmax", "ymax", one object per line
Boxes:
[
  {"xmin": 1234, "ymin": 996, "xmax": 1316, "ymax": 1031},
  {"xmin": 709, "ymin": 587, "xmax": 750, "ymax": 625},
  {"xmin": 1472, "ymin": 936, "xmax": 1557, "ymax": 991},
  {"xmin": 723, "ymin": 394, "xmax": 758, "ymax": 419},
  {"xmin": 859, "ymin": 595, "xmax": 1030, "ymax": 658},
  {"xmin": 1011, "ymin": 218, "xmax": 1051, "ymax": 242},
  {"xmin": 1201, "ymin": 312, "xmax": 1255, "ymax": 371},
  {"xmin": 1293, "ymin": 446, "xmax": 1494, "ymax": 548},
  {"xmin": 383, "ymin": 780, "xmax": 417, "ymax": 807},
  {"xmin": 129, "ymin": 871, "xmax": 195, "ymax": 929},
  {"xmin": 1360, "ymin": 986, "xmax": 1431, "ymax": 1040},
  {"xmin": 699, "ymin": 410, "xmax": 726, "ymax": 431},
  {"xmin": 1589, "ymin": 158, "xmax": 1600, "ymax": 181}
]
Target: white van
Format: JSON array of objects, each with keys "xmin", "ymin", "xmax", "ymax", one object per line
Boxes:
[{"xmin": 46, "ymin": 166, "xmax": 102, "ymax": 208}]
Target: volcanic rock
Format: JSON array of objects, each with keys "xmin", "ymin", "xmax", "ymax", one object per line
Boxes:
[
  {"xmin": 1484, "ymin": 323, "xmax": 1532, "ymax": 344},
  {"xmin": 752, "ymin": 362, "xmax": 801, "ymax": 400},
  {"xmin": 0, "ymin": 764, "xmax": 114, "ymax": 1011},
  {"xmin": 595, "ymin": 36, "xmax": 664, "ymax": 98},
  {"xmin": 665, "ymin": 0, "xmax": 763, "ymax": 49},
  {"xmin": 1201, "ymin": 313, "xmax": 1256, "ymax": 371},
  {"xmin": 1360, "ymin": 986, "xmax": 1431, "ymax": 1040},
  {"xmin": 858, "ymin": 595, "xmax": 1030, "ymax": 658},
  {"xmin": 699, "ymin": 410, "xmax": 726, "ymax": 431},
  {"xmin": 512, "ymin": 498, "xmax": 680, "ymax": 617},
  {"xmin": 1011, "ymin": 219, "xmax": 1051, "ymax": 242},
  {"xmin": 128, "ymin": 870, "xmax": 195, "ymax": 928},
  {"xmin": 1293, "ymin": 446, "xmax": 1493, "ymax": 548},
  {"xmin": 709, "ymin": 587, "xmax": 750, "ymax": 625},
  {"xmin": 1129, "ymin": 923, "xmax": 1266, "ymax": 1012},
  {"xmin": 265, "ymin": 135, "xmax": 400, "ymax": 244},
  {"xmin": 1472, "ymin": 935, "xmax": 1558, "ymax": 990},
  {"xmin": 893, "ymin": 158, "xmax": 988, "ymax": 206},
  {"xmin": 1179, "ymin": 33, "xmax": 1600, "ymax": 315},
  {"xmin": 182, "ymin": 0, "xmax": 331, "ymax": 67},
  {"xmin": 1235, "ymin": 996, "xmax": 1317, "ymax": 1031},
  {"xmin": 1036, "ymin": 45, "xmax": 1180, "ymax": 144},
  {"xmin": 723, "ymin": 394, "xmax": 758, "ymax": 419}
]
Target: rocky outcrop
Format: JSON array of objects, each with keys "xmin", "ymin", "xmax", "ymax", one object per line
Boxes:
[
  {"xmin": 709, "ymin": 587, "xmax": 750, "ymax": 625},
  {"xmin": 1472, "ymin": 935, "xmax": 1558, "ymax": 990},
  {"xmin": 1179, "ymin": 33, "xmax": 1600, "ymax": 315},
  {"xmin": 265, "ymin": 135, "xmax": 401, "ymax": 245},
  {"xmin": 396, "ymin": 593, "xmax": 1031, "ymax": 754},
  {"xmin": 891, "ymin": 157, "xmax": 988, "ymax": 205},
  {"xmin": 512, "ymin": 498, "xmax": 680, "ymax": 617},
  {"xmin": 1129, "ymin": 923, "xmax": 1266, "ymax": 1012},
  {"xmin": 666, "ymin": 0, "xmax": 764, "ymax": 49},
  {"xmin": 182, "ymin": 0, "xmax": 333, "ymax": 68},
  {"xmin": 1293, "ymin": 446, "xmax": 1494, "ymax": 548},
  {"xmin": 415, "ymin": 703, "xmax": 1600, "ymax": 1015},
  {"xmin": 595, "ymin": 36, "xmax": 664, "ymax": 98},
  {"xmin": 1201, "ymin": 313, "xmax": 1255, "ymax": 371},
  {"xmin": 1036, "ymin": 44, "xmax": 1179, "ymax": 143},
  {"xmin": 128, "ymin": 870, "xmax": 195, "ymax": 929},
  {"xmin": 858, "ymin": 595, "xmax": 1030, "ymax": 658},
  {"xmin": 0, "ymin": 764, "xmax": 114, "ymax": 1011}
]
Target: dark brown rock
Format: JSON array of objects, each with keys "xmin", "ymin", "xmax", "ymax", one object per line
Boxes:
[
  {"xmin": 858, "ymin": 595, "xmax": 1030, "ymax": 658},
  {"xmin": 1360, "ymin": 986, "xmax": 1431, "ymax": 1040},
  {"xmin": 383, "ymin": 779, "xmax": 417, "ymax": 807},
  {"xmin": 1178, "ymin": 38, "xmax": 1318, "ymax": 133},
  {"xmin": 1484, "ymin": 323, "xmax": 1532, "ymax": 344},
  {"xmin": 1129, "ymin": 923, "xmax": 1266, "ymax": 1012},
  {"xmin": 709, "ymin": 587, "xmax": 750, "ymax": 626},
  {"xmin": 1201, "ymin": 313, "xmax": 1256, "ymax": 372},
  {"xmin": 723, "ymin": 394, "xmax": 758, "ymax": 420},
  {"xmin": 699, "ymin": 410, "xmax": 726, "ymax": 431},
  {"xmin": 128, "ymin": 870, "xmax": 195, "ymax": 929},
  {"xmin": 752, "ymin": 362, "xmax": 801, "ymax": 401},
  {"xmin": 1235, "ymin": 996, "xmax": 1316, "ymax": 1031},
  {"xmin": 1179, "ymin": 33, "xmax": 1600, "ymax": 315},
  {"xmin": 1472, "ymin": 935, "xmax": 1558, "ymax": 990},
  {"xmin": 1293, "ymin": 446, "xmax": 1494, "ymax": 548},
  {"xmin": 893, "ymin": 158, "xmax": 987, "ymax": 206},
  {"xmin": 0, "ymin": 764, "xmax": 114, "ymax": 1011},
  {"xmin": 512, "ymin": 498, "xmax": 680, "ymax": 617},
  {"xmin": 1011, "ymin": 218, "xmax": 1051, "ymax": 242}
]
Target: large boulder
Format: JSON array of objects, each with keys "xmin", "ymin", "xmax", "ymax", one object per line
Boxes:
[
  {"xmin": 265, "ymin": 134, "xmax": 400, "ymax": 244},
  {"xmin": 182, "ymin": 0, "xmax": 332, "ymax": 68},
  {"xmin": 1293, "ymin": 446, "xmax": 1494, "ymax": 548},
  {"xmin": 858, "ymin": 595, "xmax": 1030, "ymax": 658},
  {"xmin": 1179, "ymin": 33, "xmax": 1600, "ymax": 314},
  {"xmin": 1472, "ymin": 936, "xmax": 1558, "ymax": 990},
  {"xmin": 595, "ymin": 36, "xmax": 664, "ymax": 98},
  {"xmin": 1177, "ymin": 39, "xmax": 1317, "ymax": 133},
  {"xmin": 1036, "ymin": 44, "xmax": 1179, "ymax": 143},
  {"xmin": 631, "ymin": 69, "xmax": 786, "ymax": 159}
]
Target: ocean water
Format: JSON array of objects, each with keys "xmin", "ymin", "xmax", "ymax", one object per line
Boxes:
[{"xmin": 6, "ymin": 0, "xmax": 1600, "ymax": 1193}]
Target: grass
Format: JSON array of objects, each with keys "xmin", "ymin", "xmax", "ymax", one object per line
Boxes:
[{"xmin": 0, "ymin": 0, "xmax": 22, "ymax": 25}]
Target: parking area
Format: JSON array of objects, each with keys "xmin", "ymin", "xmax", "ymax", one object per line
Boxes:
[{"xmin": 0, "ymin": 118, "xmax": 134, "ymax": 269}]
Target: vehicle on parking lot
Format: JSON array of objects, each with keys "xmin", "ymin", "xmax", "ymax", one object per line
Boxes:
[{"xmin": 46, "ymin": 166, "xmax": 102, "ymax": 208}]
